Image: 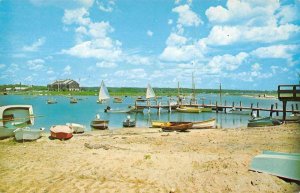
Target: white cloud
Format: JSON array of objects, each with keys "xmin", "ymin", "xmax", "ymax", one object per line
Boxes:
[
  {"xmin": 125, "ymin": 55, "xmax": 151, "ymax": 65},
  {"xmin": 0, "ymin": 64, "xmax": 5, "ymax": 69},
  {"xmin": 251, "ymin": 63, "xmax": 261, "ymax": 72},
  {"xmin": 88, "ymin": 21, "xmax": 114, "ymax": 38},
  {"xmin": 30, "ymin": 0, "xmax": 94, "ymax": 9},
  {"xmin": 166, "ymin": 33, "xmax": 187, "ymax": 46},
  {"xmin": 205, "ymin": 25, "xmax": 241, "ymax": 45},
  {"xmin": 160, "ymin": 44, "xmax": 203, "ymax": 62},
  {"xmin": 207, "ymin": 52, "xmax": 249, "ymax": 73},
  {"xmin": 172, "ymin": 4, "xmax": 202, "ymax": 27},
  {"xmin": 27, "ymin": 59, "xmax": 45, "ymax": 71},
  {"xmin": 114, "ymin": 68, "xmax": 147, "ymax": 79},
  {"xmin": 147, "ymin": 30, "xmax": 153, "ymax": 37},
  {"xmin": 23, "ymin": 37, "xmax": 46, "ymax": 52},
  {"xmin": 47, "ymin": 70, "xmax": 54, "ymax": 74},
  {"xmin": 97, "ymin": 0, "xmax": 115, "ymax": 12},
  {"xmin": 168, "ymin": 19, "xmax": 173, "ymax": 25},
  {"xmin": 276, "ymin": 4, "xmax": 299, "ymax": 25},
  {"xmin": 62, "ymin": 8, "xmax": 90, "ymax": 25},
  {"xmin": 63, "ymin": 65, "xmax": 72, "ymax": 75},
  {"xmin": 96, "ymin": 61, "xmax": 117, "ymax": 68}
]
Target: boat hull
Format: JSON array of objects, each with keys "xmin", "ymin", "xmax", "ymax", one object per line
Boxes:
[
  {"xmin": 176, "ymin": 107, "xmax": 202, "ymax": 113},
  {"xmin": 14, "ymin": 127, "xmax": 44, "ymax": 141},
  {"xmin": 123, "ymin": 120, "xmax": 136, "ymax": 127},
  {"xmin": 247, "ymin": 117, "xmax": 281, "ymax": 127},
  {"xmin": 66, "ymin": 123, "xmax": 85, "ymax": 133},
  {"xmin": 50, "ymin": 125, "xmax": 73, "ymax": 140},
  {"xmin": 90, "ymin": 120, "xmax": 109, "ymax": 130},
  {"xmin": 161, "ymin": 123, "xmax": 193, "ymax": 132}
]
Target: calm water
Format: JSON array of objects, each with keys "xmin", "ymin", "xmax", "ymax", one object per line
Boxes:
[{"xmin": 1, "ymin": 94, "xmax": 299, "ymax": 131}]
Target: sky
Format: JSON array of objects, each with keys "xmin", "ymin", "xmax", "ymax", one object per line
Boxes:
[{"xmin": 0, "ymin": 0, "xmax": 300, "ymax": 90}]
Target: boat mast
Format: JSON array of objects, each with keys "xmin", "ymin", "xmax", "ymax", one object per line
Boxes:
[
  {"xmin": 192, "ymin": 72, "xmax": 196, "ymax": 104},
  {"xmin": 219, "ymin": 82, "xmax": 222, "ymax": 105}
]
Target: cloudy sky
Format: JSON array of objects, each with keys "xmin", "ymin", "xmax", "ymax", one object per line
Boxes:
[{"xmin": 0, "ymin": 0, "xmax": 299, "ymax": 90}]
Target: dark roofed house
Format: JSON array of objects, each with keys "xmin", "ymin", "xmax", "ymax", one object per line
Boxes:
[{"xmin": 47, "ymin": 79, "xmax": 80, "ymax": 91}]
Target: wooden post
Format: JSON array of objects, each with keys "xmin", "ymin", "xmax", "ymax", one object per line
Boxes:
[
  {"xmin": 225, "ymin": 100, "xmax": 227, "ymax": 106},
  {"xmin": 296, "ymin": 104, "xmax": 299, "ymax": 110},
  {"xmin": 283, "ymin": 101, "xmax": 287, "ymax": 123},
  {"xmin": 270, "ymin": 104, "xmax": 274, "ymax": 117},
  {"xmin": 250, "ymin": 103, "xmax": 253, "ymax": 115},
  {"xmin": 232, "ymin": 102, "xmax": 235, "ymax": 107},
  {"xmin": 256, "ymin": 102, "xmax": 259, "ymax": 117},
  {"xmin": 291, "ymin": 104, "xmax": 294, "ymax": 114},
  {"xmin": 239, "ymin": 101, "xmax": 242, "ymax": 111},
  {"xmin": 216, "ymin": 101, "xmax": 218, "ymax": 113},
  {"xmin": 275, "ymin": 103, "xmax": 279, "ymax": 116}
]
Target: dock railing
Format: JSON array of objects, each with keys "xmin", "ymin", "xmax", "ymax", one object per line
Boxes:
[{"xmin": 278, "ymin": 85, "xmax": 300, "ymax": 101}]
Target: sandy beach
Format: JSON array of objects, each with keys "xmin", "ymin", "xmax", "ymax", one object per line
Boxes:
[{"xmin": 0, "ymin": 124, "xmax": 299, "ymax": 193}]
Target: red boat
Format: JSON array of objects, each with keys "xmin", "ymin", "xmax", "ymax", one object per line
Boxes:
[{"xmin": 50, "ymin": 125, "xmax": 73, "ymax": 140}]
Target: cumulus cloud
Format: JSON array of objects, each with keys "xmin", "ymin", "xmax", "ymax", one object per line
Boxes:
[
  {"xmin": 166, "ymin": 33, "xmax": 187, "ymax": 46},
  {"xmin": 30, "ymin": 0, "xmax": 94, "ymax": 9},
  {"xmin": 27, "ymin": 59, "xmax": 45, "ymax": 71},
  {"xmin": 63, "ymin": 65, "xmax": 72, "ymax": 75},
  {"xmin": 172, "ymin": 4, "xmax": 202, "ymax": 27},
  {"xmin": 96, "ymin": 61, "xmax": 117, "ymax": 68},
  {"xmin": 114, "ymin": 68, "xmax": 147, "ymax": 79},
  {"xmin": 23, "ymin": 37, "xmax": 46, "ymax": 52},
  {"xmin": 97, "ymin": 0, "xmax": 115, "ymax": 12},
  {"xmin": 62, "ymin": 8, "xmax": 90, "ymax": 25}
]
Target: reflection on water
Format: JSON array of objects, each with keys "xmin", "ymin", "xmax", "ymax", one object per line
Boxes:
[{"xmin": 1, "ymin": 94, "xmax": 299, "ymax": 131}]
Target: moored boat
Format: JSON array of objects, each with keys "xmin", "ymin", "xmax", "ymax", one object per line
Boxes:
[
  {"xmin": 229, "ymin": 108, "xmax": 251, "ymax": 115},
  {"xmin": 247, "ymin": 116, "xmax": 281, "ymax": 127},
  {"xmin": 47, "ymin": 99, "xmax": 57, "ymax": 104},
  {"xmin": 50, "ymin": 125, "xmax": 73, "ymax": 140},
  {"xmin": 66, "ymin": 123, "xmax": 85, "ymax": 133},
  {"xmin": 14, "ymin": 127, "xmax": 45, "ymax": 141},
  {"xmin": 250, "ymin": 150, "xmax": 300, "ymax": 181},
  {"xmin": 104, "ymin": 106, "xmax": 133, "ymax": 113},
  {"xmin": 97, "ymin": 80, "xmax": 110, "ymax": 104},
  {"xmin": 176, "ymin": 106, "xmax": 202, "ymax": 113},
  {"xmin": 161, "ymin": 122, "xmax": 193, "ymax": 132},
  {"xmin": 90, "ymin": 114, "xmax": 109, "ymax": 130},
  {"xmin": 187, "ymin": 118, "xmax": 216, "ymax": 129},
  {"xmin": 123, "ymin": 116, "xmax": 136, "ymax": 127},
  {"xmin": 151, "ymin": 120, "xmax": 166, "ymax": 128},
  {"xmin": 113, "ymin": 97, "xmax": 123, "ymax": 103},
  {"xmin": 70, "ymin": 98, "xmax": 78, "ymax": 104}
]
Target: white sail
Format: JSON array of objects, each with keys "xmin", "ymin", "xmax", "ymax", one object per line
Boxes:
[
  {"xmin": 98, "ymin": 80, "xmax": 110, "ymax": 101},
  {"xmin": 146, "ymin": 84, "xmax": 155, "ymax": 99}
]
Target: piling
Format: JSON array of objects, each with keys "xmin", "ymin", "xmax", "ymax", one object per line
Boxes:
[
  {"xmin": 275, "ymin": 103, "xmax": 279, "ymax": 116},
  {"xmin": 270, "ymin": 104, "xmax": 274, "ymax": 117}
]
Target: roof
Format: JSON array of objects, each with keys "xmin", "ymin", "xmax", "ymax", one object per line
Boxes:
[{"xmin": 51, "ymin": 79, "xmax": 79, "ymax": 85}]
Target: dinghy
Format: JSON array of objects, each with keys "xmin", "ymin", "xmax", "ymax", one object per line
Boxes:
[
  {"xmin": 161, "ymin": 122, "xmax": 193, "ymax": 132},
  {"xmin": 50, "ymin": 125, "xmax": 73, "ymax": 140},
  {"xmin": 90, "ymin": 114, "xmax": 109, "ymax": 130},
  {"xmin": 247, "ymin": 116, "xmax": 281, "ymax": 127},
  {"xmin": 66, "ymin": 123, "xmax": 85, "ymax": 133},
  {"xmin": 123, "ymin": 115, "xmax": 136, "ymax": 127},
  {"xmin": 14, "ymin": 127, "xmax": 44, "ymax": 141}
]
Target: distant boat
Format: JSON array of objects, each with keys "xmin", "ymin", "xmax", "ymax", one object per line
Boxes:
[
  {"xmin": 70, "ymin": 98, "xmax": 78, "ymax": 104},
  {"xmin": 14, "ymin": 127, "xmax": 45, "ymax": 141},
  {"xmin": 66, "ymin": 123, "xmax": 85, "ymax": 134},
  {"xmin": 161, "ymin": 122, "xmax": 192, "ymax": 132},
  {"xmin": 122, "ymin": 116, "xmax": 136, "ymax": 127},
  {"xmin": 247, "ymin": 117, "xmax": 281, "ymax": 127},
  {"xmin": 90, "ymin": 114, "xmax": 109, "ymax": 130},
  {"xmin": 47, "ymin": 99, "xmax": 57, "ymax": 104},
  {"xmin": 113, "ymin": 97, "xmax": 123, "ymax": 103},
  {"xmin": 176, "ymin": 106, "xmax": 202, "ymax": 113},
  {"xmin": 250, "ymin": 150, "xmax": 300, "ymax": 181},
  {"xmin": 228, "ymin": 108, "xmax": 251, "ymax": 115},
  {"xmin": 152, "ymin": 118, "xmax": 216, "ymax": 129},
  {"xmin": 104, "ymin": 106, "xmax": 133, "ymax": 113},
  {"xmin": 50, "ymin": 125, "xmax": 73, "ymax": 140},
  {"xmin": 146, "ymin": 83, "xmax": 156, "ymax": 99},
  {"xmin": 97, "ymin": 80, "xmax": 110, "ymax": 104}
]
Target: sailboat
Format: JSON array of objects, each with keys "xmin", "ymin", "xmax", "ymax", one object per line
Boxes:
[
  {"xmin": 146, "ymin": 83, "xmax": 156, "ymax": 100},
  {"xmin": 97, "ymin": 80, "xmax": 110, "ymax": 104}
]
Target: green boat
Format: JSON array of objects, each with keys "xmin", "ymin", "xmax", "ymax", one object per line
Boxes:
[
  {"xmin": 247, "ymin": 117, "xmax": 281, "ymax": 127},
  {"xmin": 250, "ymin": 150, "xmax": 300, "ymax": 181}
]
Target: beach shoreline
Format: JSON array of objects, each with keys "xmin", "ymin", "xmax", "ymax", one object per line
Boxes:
[{"xmin": 0, "ymin": 124, "xmax": 299, "ymax": 192}]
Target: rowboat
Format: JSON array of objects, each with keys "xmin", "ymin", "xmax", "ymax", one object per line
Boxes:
[
  {"xmin": 90, "ymin": 114, "xmax": 109, "ymax": 130},
  {"xmin": 161, "ymin": 122, "xmax": 193, "ymax": 132},
  {"xmin": 70, "ymin": 98, "xmax": 78, "ymax": 104},
  {"xmin": 229, "ymin": 108, "xmax": 251, "ymax": 115},
  {"xmin": 47, "ymin": 99, "xmax": 57, "ymax": 104},
  {"xmin": 250, "ymin": 150, "xmax": 300, "ymax": 181},
  {"xmin": 187, "ymin": 118, "xmax": 216, "ymax": 129},
  {"xmin": 176, "ymin": 106, "xmax": 202, "ymax": 113},
  {"xmin": 50, "ymin": 125, "xmax": 73, "ymax": 140},
  {"xmin": 66, "ymin": 123, "xmax": 85, "ymax": 133},
  {"xmin": 123, "ymin": 116, "xmax": 136, "ymax": 127},
  {"xmin": 14, "ymin": 127, "xmax": 45, "ymax": 141},
  {"xmin": 247, "ymin": 117, "xmax": 281, "ymax": 127},
  {"xmin": 113, "ymin": 97, "xmax": 123, "ymax": 103},
  {"xmin": 104, "ymin": 106, "xmax": 133, "ymax": 113},
  {"xmin": 151, "ymin": 120, "xmax": 166, "ymax": 128}
]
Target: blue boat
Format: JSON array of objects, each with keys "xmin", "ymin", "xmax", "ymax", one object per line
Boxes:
[{"xmin": 247, "ymin": 117, "xmax": 281, "ymax": 127}]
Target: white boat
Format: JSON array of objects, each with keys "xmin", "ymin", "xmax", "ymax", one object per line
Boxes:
[
  {"xmin": 104, "ymin": 106, "xmax": 134, "ymax": 113},
  {"xmin": 97, "ymin": 80, "xmax": 110, "ymax": 104},
  {"xmin": 66, "ymin": 123, "xmax": 85, "ymax": 133},
  {"xmin": 190, "ymin": 118, "xmax": 216, "ymax": 129},
  {"xmin": 228, "ymin": 108, "xmax": 251, "ymax": 115},
  {"xmin": 14, "ymin": 127, "xmax": 45, "ymax": 141},
  {"xmin": 146, "ymin": 83, "xmax": 156, "ymax": 99}
]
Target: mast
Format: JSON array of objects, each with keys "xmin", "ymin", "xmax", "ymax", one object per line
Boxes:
[
  {"xmin": 192, "ymin": 72, "xmax": 196, "ymax": 104},
  {"xmin": 219, "ymin": 82, "xmax": 222, "ymax": 105}
]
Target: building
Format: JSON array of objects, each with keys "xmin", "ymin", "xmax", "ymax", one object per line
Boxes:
[{"xmin": 47, "ymin": 79, "xmax": 80, "ymax": 91}]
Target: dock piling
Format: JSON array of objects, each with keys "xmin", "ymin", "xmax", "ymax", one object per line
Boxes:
[{"xmin": 270, "ymin": 104, "xmax": 274, "ymax": 117}]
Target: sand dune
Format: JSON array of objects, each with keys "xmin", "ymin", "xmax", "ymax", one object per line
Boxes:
[{"xmin": 0, "ymin": 124, "xmax": 299, "ymax": 193}]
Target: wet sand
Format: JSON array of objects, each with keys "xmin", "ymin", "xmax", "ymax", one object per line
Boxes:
[{"xmin": 0, "ymin": 124, "xmax": 299, "ymax": 193}]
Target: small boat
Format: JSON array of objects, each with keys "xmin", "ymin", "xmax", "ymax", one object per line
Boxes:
[
  {"xmin": 229, "ymin": 108, "xmax": 251, "ymax": 115},
  {"xmin": 104, "ymin": 106, "xmax": 133, "ymax": 113},
  {"xmin": 0, "ymin": 105, "xmax": 35, "ymax": 127},
  {"xmin": 70, "ymin": 98, "xmax": 78, "ymax": 104},
  {"xmin": 50, "ymin": 125, "xmax": 73, "ymax": 140},
  {"xmin": 90, "ymin": 114, "xmax": 109, "ymax": 130},
  {"xmin": 123, "ymin": 116, "xmax": 136, "ymax": 127},
  {"xmin": 47, "ymin": 99, "xmax": 57, "ymax": 104},
  {"xmin": 151, "ymin": 120, "xmax": 166, "ymax": 128},
  {"xmin": 247, "ymin": 116, "xmax": 281, "ymax": 127},
  {"xmin": 176, "ymin": 106, "xmax": 202, "ymax": 113},
  {"xmin": 97, "ymin": 80, "xmax": 110, "ymax": 104},
  {"xmin": 66, "ymin": 123, "xmax": 85, "ymax": 133},
  {"xmin": 250, "ymin": 150, "xmax": 300, "ymax": 181},
  {"xmin": 187, "ymin": 118, "xmax": 216, "ymax": 129},
  {"xmin": 14, "ymin": 127, "xmax": 45, "ymax": 141},
  {"xmin": 113, "ymin": 97, "xmax": 123, "ymax": 103},
  {"xmin": 161, "ymin": 122, "xmax": 193, "ymax": 132}
]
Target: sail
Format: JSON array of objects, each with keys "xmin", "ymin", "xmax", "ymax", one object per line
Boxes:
[
  {"xmin": 98, "ymin": 80, "xmax": 110, "ymax": 101},
  {"xmin": 146, "ymin": 84, "xmax": 155, "ymax": 99}
]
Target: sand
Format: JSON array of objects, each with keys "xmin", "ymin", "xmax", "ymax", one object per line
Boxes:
[{"xmin": 0, "ymin": 124, "xmax": 299, "ymax": 193}]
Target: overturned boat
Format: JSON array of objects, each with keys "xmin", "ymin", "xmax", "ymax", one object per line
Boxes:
[{"xmin": 14, "ymin": 127, "xmax": 45, "ymax": 141}]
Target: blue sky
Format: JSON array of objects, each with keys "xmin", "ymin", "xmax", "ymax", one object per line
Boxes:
[{"xmin": 0, "ymin": 0, "xmax": 299, "ymax": 90}]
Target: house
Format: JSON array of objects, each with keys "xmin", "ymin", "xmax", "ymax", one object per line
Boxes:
[{"xmin": 47, "ymin": 79, "xmax": 80, "ymax": 91}]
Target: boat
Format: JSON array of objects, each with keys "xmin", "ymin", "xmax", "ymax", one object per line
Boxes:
[
  {"xmin": 47, "ymin": 99, "xmax": 57, "ymax": 104},
  {"xmin": 123, "ymin": 116, "xmax": 136, "ymax": 127},
  {"xmin": 161, "ymin": 122, "xmax": 193, "ymax": 132},
  {"xmin": 66, "ymin": 123, "xmax": 85, "ymax": 133},
  {"xmin": 152, "ymin": 118, "xmax": 216, "ymax": 129},
  {"xmin": 146, "ymin": 83, "xmax": 156, "ymax": 100},
  {"xmin": 113, "ymin": 97, "xmax": 123, "ymax": 103},
  {"xmin": 247, "ymin": 116, "xmax": 281, "ymax": 127},
  {"xmin": 0, "ymin": 105, "xmax": 35, "ymax": 128},
  {"xmin": 176, "ymin": 106, "xmax": 202, "ymax": 113},
  {"xmin": 97, "ymin": 80, "xmax": 110, "ymax": 104},
  {"xmin": 228, "ymin": 108, "xmax": 251, "ymax": 115},
  {"xmin": 50, "ymin": 125, "xmax": 73, "ymax": 140},
  {"xmin": 70, "ymin": 98, "xmax": 78, "ymax": 104},
  {"xmin": 90, "ymin": 114, "xmax": 109, "ymax": 130},
  {"xmin": 14, "ymin": 127, "xmax": 45, "ymax": 141},
  {"xmin": 104, "ymin": 106, "xmax": 133, "ymax": 113},
  {"xmin": 250, "ymin": 150, "xmax": 300, "ymax": 181}
]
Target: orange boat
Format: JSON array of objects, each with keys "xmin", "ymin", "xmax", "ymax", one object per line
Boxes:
[
  {"xmin": 161, "ymin": 122, "xmax": 193, "ymax": 132},
  {"xmin": 50, "ymin": 125, "xmax": 73, "ymax": 140}
]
